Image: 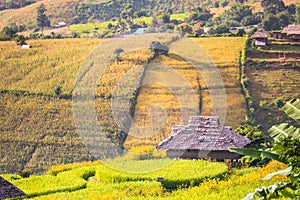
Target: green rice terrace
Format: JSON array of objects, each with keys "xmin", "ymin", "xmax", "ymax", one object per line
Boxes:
[{"xmin": 0, "ymin": 159, "xmax": 288, "ymax": 199}]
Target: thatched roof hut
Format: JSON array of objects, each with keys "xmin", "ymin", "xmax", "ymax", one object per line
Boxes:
[
  {"xmin": 250, "ymin": 29, "xmax": 271, "ymax": 46},
  {"xmin": 157, "ymin": 116, "xmax": 251, "ymax": 160},
  {"xmin": 0, "ymin": 177, "xmax": 25, "ymax": 199},
  {"xmin": 282, "ymin": 24, "xmax": 300, "ymax": 40}
]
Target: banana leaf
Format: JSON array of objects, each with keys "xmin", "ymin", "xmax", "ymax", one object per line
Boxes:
[
  {"xmin": 282, "ymin": 99, "xmax": 300, "ymax": 124},
  {"xmin": 229, "ymin": 148, "xmax": 288, "ymax": 164},
  {"xmin": 268, "ymin": 123, "xmax": 299, "ymax": 141}
]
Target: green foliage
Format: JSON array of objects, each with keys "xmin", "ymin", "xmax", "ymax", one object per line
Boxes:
[
  {"xmin": 262, "ymin": 14, "xmax": 281, "ymax": 31},
  {"xmin": 282, "ymin": 99, "xmax": 300, "ymax": 124},
  {"xmin": 54, "ymin": 85, "xmax": 62, "ymax": 96},
  {"xmin": 211, "ymin": 3, "xmax": 253, "ymax": 30},
  {"xmin": 175, "ymin": 23, "xmax": 192, "ymax": 37},
  {"xmin": 95, "ymin": 159, "xmax": 228, "ymax": 189},
  {"xmin": 188, "ymin": 8, "xmax": 212, "ymax": 23},
  {"xmin": 30, "ymin": 181, "xmax": 163, "ymax": 199},
  {"xmin": 296, "ymin": 6, "xmax": 300, "ymax": 24},
  {"xmin": 236, "ymin": 29, "xmax": 246, "ymax": 37},
  {"xmin": 72, "ymin": 0, "xmax": 215, "ymax": 24},
  {"xmin": 240, "ymin": 36, "xmax": 255, "ymax": 121},
  {"xmin": 230, "ymin": 99, "xmax": 300, "ymax": 199},
  {"xmin": 0, "ymin": 0, "xmax": 35, "ymax": 10},
  {"xmin": 273, "ymin": 97, "xmax": 284, "ymax": 108},
  {"xmin": 15, "ymin": 34, "xmax": 27, "ymax": 46},
  {"xmin": 170, "ymin": 12, "xmax": 190, "ymax": 22},
  {"xmin": 8, "ymin": 166, "xmax": 95, "ymax": 198},
  {"xmin": 235, "ymin": 124, "xmax": 270, "ymax": 149},
  {"xmin": 1, "ymin": 160, "xmax": 288, "ymax": 199},
  {"xmin": 160, "ymin": 12, "xmax": 170, "ymax": 23},
  {"xmin": 36, "ymin": 4, "xmax": 50, "ymax": 33},
  {"xmin": 261, "ymin": 0, "xmax": 286, "ymax": 15},
  {"xmin": 2, "ymin": 26, "xmax": 16, "ymax": 38},
  {"xmin": 167, "ymin": 160, "xmax": 288, "ymax": 200},
  {"xmin": 209, "ymin": 24, "xmax": 230, "ymax": 34}
]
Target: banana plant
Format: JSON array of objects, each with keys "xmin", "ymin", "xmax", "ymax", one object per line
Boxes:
[{"xmin": 229, "ymin": 99, "xmax": 300, "ymax": 199}]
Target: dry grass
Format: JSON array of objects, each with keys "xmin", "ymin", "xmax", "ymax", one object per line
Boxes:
[
  {"xmin": 193, "ymin": 37, "xmax": 246, "ymax": 127},
  {"xmin": 283, "ymin": 0, "xmax": 300, "ymax": 5},
  {"xmin": 0, "ymin": 93, "xmax": 93, "ymax": 174},
  {"xmin": 246, "ymin": 66, "xmax": 300, "ymax": 131},
  {"xmin": 0, "ymin": 0, "xmax": 78, "ymax": 29},
  {"xmin": 0, "ymin": 39, "xmax": 102, "ymax": 95},
  {"xmin": 124, "ymin": 54, "xmax": 201, "ymax": 148},
  {"xmin": 0, "ymin": 42, "xmax": 154, "ymax": 174},
  {"xmin": 125, "ymin": 37, "xmax": 246, "ymax": 148}
]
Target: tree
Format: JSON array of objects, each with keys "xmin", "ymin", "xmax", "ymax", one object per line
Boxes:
[
  {"xmin": 230, "ymin": 99, "xmax": 300, "ymax": 199},
  {"xmin": 113, "ymin": 48, "xmax": 124, "ymax": 62},
  {"xmin": 54, "ymin": 85, "xmax": 62, "ymax": 96},
  {"xmin": 261, "ymin": 0, "xmax": 286, "ymax": 15},
  {"xmin": 214, "ymin": 2, "xmax": 219, "ymax": 8},
  {"xmin": 278, "ymin": 12, "xmax": 290, "ymax": 27},
  {"xmin": 235, "ymin": 124, "xmax": 270, "ymax": 149},
  {"xmin": 287, "ymin": 4, "xmax": 296, "ymax": 15},
  {"xmin": 296, "ymin": 6, "xmax": 300, "ymax": 24},
  {"xmin": 236, "ymin": 29, "xmax": 246, "ymax": 36},
  {"xmin": 160, "ymin": 12, "xmax": 170, "ymax": 24},
  {"xmin": 37, "ymin": 4, "xmax": 50, "ymax": 34},
  {"xmin": 120, "ymin": 4, "xmax": 134, "ymax": 22},
  {"xmin": 15, "ymin": 35, "xmax": 27, "ymax": 46},
  {"xmin": 262, "ymin": 14, "xmax": 281, "ymax": 31},
  {"xmin": 210, "ymin": 24, "xmax": 230, "ymax": 35},
  {"xmin": 175, "ymin": 23, "xmax": 192, "ymax": 37},
  {"xmin": 192, "ymin": 23, "xmax": 204, "ymax": 37},
  {"xmin": 221, "ymin": 1, "xmax": 229, "ymax": 7}
]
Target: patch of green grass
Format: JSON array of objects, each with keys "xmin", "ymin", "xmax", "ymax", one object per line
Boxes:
[
  {"xmin": 133, "ymin": 16, "xmax": 153, "ymax": 25},
  {"xmin": 170, "ymin": 13, "xmax": 190, "ymax": 21},
  {"xmin": 29, "ymin": 181, "xmax": 163, "ymax": 200},
  {"xmin": 166, "ymin": 161, "xmax": 288, "ymax": 200},
  {"xmin": 69, "ymin": 21, "xmax": 118, "ymax": 34},
  {"xmin": 7, "ymin": 167, "xmax": 96, "ymax": 198},
  {"xmin": 96, "ymin": 159, "xmax": 228, "ymax": 189}
]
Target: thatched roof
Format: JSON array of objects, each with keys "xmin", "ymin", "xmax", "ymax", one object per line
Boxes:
[
  {"xmin": 0, "ymin": 177, "xmax": 25, "ymax": 199},
  {"xmin": 282, "ymin": 24, "xmax": 300, "ymax": 35},
  {"xmin": 157, "ymin": 116, "xmax": 251, "ymax": 151},
  {"xmin": 251, "ymin": 29, "xmax": 271, "ymax": 39}
]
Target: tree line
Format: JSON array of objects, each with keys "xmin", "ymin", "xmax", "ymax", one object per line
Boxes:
[{"xmin": 0, "ymin": 0, "xmax": 36, "ymax": 11}]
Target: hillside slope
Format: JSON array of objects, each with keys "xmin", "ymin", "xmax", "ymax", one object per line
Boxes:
[
  {"xmin": 1, "ymin": 0, "xmax": 297, "ymax": 30},
  {"xmin": 0, "ymin": 0, "xmax": 78, "ymax": 29}
]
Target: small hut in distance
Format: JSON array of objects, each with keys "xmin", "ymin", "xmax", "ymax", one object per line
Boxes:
[
  {"xmin": 251, "ymin": 29, "xmax": 271, "ymax": 46},
  {"xmin": 282, "ymin": 24, "xmax": 300, "ymax": 41},
  {"xmin": 157, "ymin": 116, "xmax": 251, "ymax": 160}
]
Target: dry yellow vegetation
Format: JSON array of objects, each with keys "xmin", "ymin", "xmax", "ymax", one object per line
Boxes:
[
  {"xmin": 193, "ymin": 37, "xmax": 246, "ymax": 127},
  {"xmin": 0, "ymin": 0, "xmax": 78, "ymax": 29},
  {"xmin": 0, "ymin": 38, "xmax": 102, "ymax": 95},
  {"xmin": 95, "ymin": 49, "xmax": 155, "ymax": 146},
  {"xmin": 125, "ymin": 54, "xmax": 201, "ymax": 148},
  {"xmin": 125, "ymin": 37, "xmax": 246, "ymax": 148}
]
